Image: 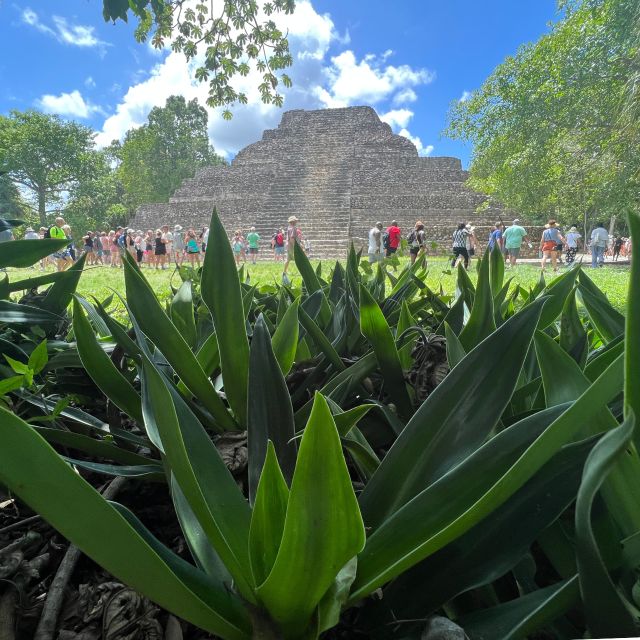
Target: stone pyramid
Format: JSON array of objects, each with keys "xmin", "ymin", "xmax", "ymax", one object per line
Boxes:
[{"xmin": 132, "ymin": 106, "xmax": 513, "ymax": 256}]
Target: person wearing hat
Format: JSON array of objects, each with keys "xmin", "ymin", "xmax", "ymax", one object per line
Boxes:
[
  {"xmin": 246, "ymin": 226, "xmax": 261, "ymax": 265},
  {"xmin": 464, "ymin": 223, "xmax": 477, "ymax": 259},
  {"xmin": 24, "ymin": 227, "xmax": 38, "ymax": 240},
  {"xmin": 503, "ymin": 218, "xmax": 530, "ymax": 268},
  {"xmin": 283, "ymin": 216, "xmax": 303, "ymax": 280},
  {"xmin": 539, "ymin": 219, "xmax": 565, "ymax": 272},
  {"xmin": 368, "ymin": 221, "xmax": 384, "ymax": 263},
  {"xmin": 173, "ymin": 224, "xmax": 185, "ymax": 265},
  {"xmin": 565, "ymin": 225, "xmax": 582, "ymax": 265}
]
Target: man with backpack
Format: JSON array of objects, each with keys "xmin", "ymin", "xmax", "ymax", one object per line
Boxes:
[
  {"xmin": 386, "ymin": 220, "xmax": 401, "ymax": 257},
  {"xmin": 407, "ymin": 221, "xmax": 426, "ymax": 264},
  {"xmin": 47, "ymin": 217, "xmax": 72, "ymax": 271}
]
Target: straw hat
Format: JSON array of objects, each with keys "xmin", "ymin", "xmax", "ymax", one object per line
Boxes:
[{"xmin": 288, "ymin": 216, "xmax": 299, "ymax": 223}]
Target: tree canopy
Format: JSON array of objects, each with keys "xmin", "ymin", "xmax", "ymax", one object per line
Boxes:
[
  {"xmin": 102, "ymin": 0, "xmax": 296, "ymax": 119},
  {"xmin": 109, "ymin": 95, "xmax": 225, "ymax": 210},
  {"xmin": 446, "ymin": 0, "xmax": 639, "ymax": 227}
]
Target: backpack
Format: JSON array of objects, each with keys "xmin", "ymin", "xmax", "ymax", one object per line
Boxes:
[
  {"xmin": 44, "ymin": 226, "xmax": 53, "ymax": 239},
  {"xmin": 407, "ymin": 230, "xmax": 416, "ymax": 245},
  {"xmin": 382, "ymin": 231, "xmax": 390, "ymax": 250},
  {"xmin": 275, "ymin": 233, "xmax": 284, "ymax": 247}
]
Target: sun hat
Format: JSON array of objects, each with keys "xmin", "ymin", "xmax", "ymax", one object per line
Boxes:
[
  {"xmin": 174, "ymin": 224, "xmax": 183, "ymax": 231},
  {"xmin": 26, "ymin": 227, "xmax": 34, "ymax": 232},
  {"xmin": 288, "ymin": 216, "xmax": 299, "ymax": 223}
]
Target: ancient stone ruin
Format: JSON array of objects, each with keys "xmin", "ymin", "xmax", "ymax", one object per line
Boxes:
[{"xmin": 132, "ymin": 106, "xmax": 515, "ymax": 256}]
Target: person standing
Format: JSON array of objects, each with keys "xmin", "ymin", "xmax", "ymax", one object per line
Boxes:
[
  {"xmin": 386, "ymin": 220, "xmax": 401, "ymax": 257},
  {"xmin": 161, "ymin": 225, "xmax": 173, "ymax": 259},
  {"xmin": 49, "ymin": 218, "xmax": 72, "ymax": 271},
  {"xmin": 451, "ymin": 223, "xmax": 471, "ymax": 269},
  {"xmin": 539, "ymin": 220, "xmax": 564, "ymax": 272},
  {"xmin": 488, "ymin": 222, "xmax": 504, "ymax": 252},
  {"xmin": 368, "ymin": 221, "xmax": 384, "ymax": 263},
  {"xmin": 590, "ymin": 222, "xmax": 609, "ymax": 268},
  {"xmin": 232, "ymin": 230, "xmax": 246, "ymax": 266},
  {"xmin": 246, "ymin": 226, "xmax": 261, "ymax": 264},
  {"xmin": 272, "ymin": 228, "xmax": 285, "ymax": 261},
  {"xmin": 408, "ymin": 221, "xmax": 426, "ymax": 264},
  {"xmin": 200, "ymin": 226, "xmax": 209, "ymax": 252},
  {"xmin": 565, "ymin": 226, "xmax": 582, "ymax": 265},
  {"xmin": 613, "ymin": 236, "xmax": 624, "ymax": 261},
  {"xmin": 185, "ymin": 229, "xmax": 201, "ymax": 268},
  {"xmin": 173, "ymin": 225, "xmax": 185, "ymax": 265},
  {"xmin": 283, "ymin": 216, "xmax": 303, "ymax": 278},
  {"xmin": 24, "ymin": 227, "xmax": 38, "ymax": 240},
  {"xmin": 465, "ymin": 224, "xmax": 477, "ymax": 260},
  {"xmin": 154, "ymin": 229, "xmax": 167, "ymax": 269},
  {"xmin": 503, "ymin": 219, "xmax": 530, "ymax": 268}
]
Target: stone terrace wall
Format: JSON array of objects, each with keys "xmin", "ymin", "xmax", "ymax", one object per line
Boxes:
[{"xmin": 131, "ymin": 106, "xmax": 528, "ymax": 257}]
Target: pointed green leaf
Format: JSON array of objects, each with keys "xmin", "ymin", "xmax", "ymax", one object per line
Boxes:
[
  {"xmin": 271, "ymin": 297, "xmax": 300, "ymax": 375},
  {"xmin": 536, "ymin": 267, "xmax": 580, "ymax": 329},
  {"xmin": 0, "ymin": 238, "xmax": 69, "ymax": 268},
  {"xmin": 171, "ymin": 280, "xmax": 197, "ymax": 350},
  {"xmin": 294, "ymin": 240, "xmax": 331, "ymax": 326},
  {"xmin": 249, "ymin": 442, "xmax": 289, "ymax": 586},
  {"xmin": 256, "ymin": 394, "xmax": 365, "ymax": 637},
  {"xmin": 559, "ymin": 287, "xmax": 588, "ymax": 366},
  {"xmin": 39, "ymin": 253, "xmax": 86, "ymax": 314},
  {"xmin": 444, "ymin": 322, "xmax": 465, "ymax": 368},
  {"xmin": 459, "ymin": 252, "xmax": 495, "ymax": 350},
  {"xmin": 488, "ymin": 244, "xmax": 504, "ymax": 297},
  {"xmin": 201, "ymin": 209, "xmax": 250, "ymax": 426},
  {"xmin": 625, "ymin": 212, "xmax": 640, "ymax": 433},
  {"xmin": 578, "ymin": 270, "xmax": 625, "ymax": 342}
]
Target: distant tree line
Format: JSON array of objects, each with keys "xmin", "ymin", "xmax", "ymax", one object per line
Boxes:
[{"xmin": 0, "ymin": 95, "xmax": 225, "ymax": 234}]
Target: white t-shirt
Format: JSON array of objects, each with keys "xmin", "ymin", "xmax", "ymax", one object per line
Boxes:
[
  {"xmin": 163, "ymin": 231, "xmax": 174, "ymax": 246},
  {"xmin": 368, "ymin": 227, "xmax": 381, "ymax": 253},
  {"xmin": 566, "ymin": 231, "xmax": 581, "ymax": 248},
  {"xmin": 202, "ymin": 229, "xmax": 209, "ymax": 245}
]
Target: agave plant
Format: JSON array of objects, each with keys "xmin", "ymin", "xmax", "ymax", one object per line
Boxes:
[{"xmin": 0, "ymin": 209, "xmax": 639, "ymax": 639}]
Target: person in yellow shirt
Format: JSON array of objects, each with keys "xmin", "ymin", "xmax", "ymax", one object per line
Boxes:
[{"xmin": 49, "ymin": 217, "xmax": 72, "ymax": 271}]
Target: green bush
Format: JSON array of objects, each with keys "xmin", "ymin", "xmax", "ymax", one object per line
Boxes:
[{"xmin": 0, "ymin": 209, "xmax": 639, "ymax": 639}]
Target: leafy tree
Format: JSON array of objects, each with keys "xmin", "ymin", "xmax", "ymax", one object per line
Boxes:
[
  {"xmin": 0, "ymin": 174, "xmax": 29, "ymax": 221},
  {"xmin": 102, "ymin": 0, "xmax": 295, "ymax": 119},
  {"xmin": 110, "ymin": 95, "xmax": 225, "ymax": 210},
  {"xmin": 0, "ymin": 111, "xmax": 99, "ymax": 226},
  {"xmin": 446, "ymin": 0, "xmax": 639, "ymax": 227}
]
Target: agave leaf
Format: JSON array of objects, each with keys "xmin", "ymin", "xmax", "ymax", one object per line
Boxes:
[
  {"xmin": 0, "ymin": 300, "xmax": 61, "ymax": 325},
  {"xmin": 170, "ymin": 280, "xmax": 197, "ymax": 350},
  {"xmin": 444, "ymin": 322, "xmax": 465, "ymax": 368},
  {"xmin": 256, "ymin": 393, "xmax": 365, "ymax": 637},
  {"xmin": 140, "ymin": 357, "xmax": 254, "ymax": 601},
  {"xmin": 575, "ymin": 414, "xmax": 638, "ymax": 637},
  {"xmin": 72, "ymin": 298, "xmax": 143, "ymax": 424},
  {"xmin": 359, "ymin": 298, "xmax": 546, "ymax": 529},
  {"xmin": 248, "ymin": 315, "xmax": 297, "ymax": 503},
  {"xmin": 455, "ymin": 261, "xmax": 475, "ymax": 310},
  {"xmin": 271, "ymin": 297, "xmax": 300, "ymax": 375},
  {"xmin": 294, "ymin": 240, "xmax": 331, "ymax": 327},
  {"xmin": 249, "ymin": 442, "xmax": 289, "ymax": 587},
  {"xmin": 461, "ymin": 577, "xmax": 579, "ymax": 640},
  {"xmin": 122, "ymin": 253, "xmax": 235, "ymax": 430},
  {"xmin": 435, "ymin": 292, "xmax": 465, "ymax": 336},
  {"xmin": 299, "ymin": 306, "xmax": 345, "ymax": 372},
  {"xmin": 459, "ymin": 251, "xmax": 496, "ymax": 350},
  {"xmin": 536, "ymin": 267, "xmax": 580, "ymax": 329},
  {"xmin": 38, "ymin": 253, "xmax": 86, "ymax": 315},
  {"xmin": 0, "ymin": 407, "xmax": 251, "ymax": 640},
  {"xmin": 625, "ymin": 213, "xmax": 640, "ymax": 433},
  {"xmin": 397, "ymin": 301, "xmax": 417, "ymax": 370},
  {"xmin": 577, "ymin": 270, "xmax": 625, "ymax": 342},
  {"xmin": 317, "ymin": 557, "xmax": 358, "ymax": 634},
  {"xmin": 63, "ymin": 458, "xmax": 165, "ymax": 481},
  {"xmin": 559, "ymin": 287, "xmax": 588, "ymax": 367},
  {"xmin": 6, "ymin": 271, "xmax": 67, "ymax": 294},
  {"xmin": 488, "ymin": 245, "xmax": 504, "ymax": 297},
  {"xmin": 359, "ymin": 284, "xmax": 412, "ymax": 418},
  {"xmin": 201, "ymin": 209, "xmax": 250, "ymax": 427},
  {"xmin": 0, "ymin": 238, "xmax": 68, "ymax": 268}
]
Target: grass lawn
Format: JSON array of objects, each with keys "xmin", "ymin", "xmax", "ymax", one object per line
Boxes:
[{"xmin": 6, "ymin": 256, "xmax": 630, "ymax": 312}]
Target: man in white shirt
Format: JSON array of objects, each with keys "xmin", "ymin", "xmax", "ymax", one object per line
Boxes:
[
  {"xmin": 590, "ymin": 222, "xmax": 609, "ymax": 268},
  {"xmin": 368, "ymin": 222, "xmax": 383, "ymax": 263}
]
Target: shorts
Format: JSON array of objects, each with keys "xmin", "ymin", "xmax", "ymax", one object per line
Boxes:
[
  {"xmin": 409, "ymin": 246, "xmax": 421, "ymax": 256},
  {"xmin": 275, "ymin": 245, "xmax": 285, "ymax": 255},
  {"xmin": 248, "ymin": 247, "xmax": 259, "ymax": 254},
  {"xmin": 103, "ymin": 249, "xmax": 111, "ymax": 255},
  {"xmin": 542, "ymin": 241, "xmax": 557, "ymax": 252},
  {"xmin": 386, "ymin": 246, "xmax": 398, "ymax": 256},
  {"xmin": 506, "ymin": 247, "xmax": 520, "ymax": 257},
  {"xmin": 52, "ymin": 250, "xmax": 71, "ymax": 260},
  {"xmin": 83, "ymin": 246, "xmax": 93, "ymax": 253},
  {"xmin": 287, "ymin": 245, "xmax": 295, "ymax": 260},
  {"xmin": 155, "ymin": 249, "xmax": 166, "ymax": 256}
]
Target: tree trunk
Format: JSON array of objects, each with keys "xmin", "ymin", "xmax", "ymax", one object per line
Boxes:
[
  {"xmin": 38, "ymin": 186, "xmax": 46, "ymax": 227},
  {"xmin": 609, "ymin": 215, "xmax": 617, "ymax": 236}
]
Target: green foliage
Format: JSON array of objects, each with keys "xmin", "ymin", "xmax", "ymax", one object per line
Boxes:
[
  {"xmin": 447, "ymin": 0, "xmax": 639, "ymax": 225},
  {"xmin": 102, "ymin": 1, "xmax": 295, "ymax": 117},
  {"xmin": 0, "ymin": 216, "xmax": 639, "ymax": 639}
]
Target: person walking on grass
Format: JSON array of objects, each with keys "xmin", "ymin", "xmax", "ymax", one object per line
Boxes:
[
  {"xmin": 613, "ymin": 236, "xmax": 624, "ymax": 261},
  {"xmin": 451, "ymin": 222, "xmax": 471, "ymax": 269},
  {"xmin": 503, "ymin": 219, "xmax": 530, "ymax": 268},
  {"xmin": 173, "ymin": 225, "xmax": 185, "ymax": 265},
  {"xmin": 185, "ymin": 229, "xmax": 201, "ymax": 268},
  {"xmin": 247, "ymin": 226, "xmax": 260, "ymax": 264},
  {"xmin": 408, "ymin": 221, "xmax": 426, "ymax": 264},
  {"xmin": 48, "ymin": 218, "xmax": 72, "ymax": 271},
  {"xmin": 590, "ymin": 222, "xmax": 609, "ymax": 268},
  {"xmin": 154, "ymin": 229, "xmax": 167, "ymax": 269},
  {"xmin": 232, "ymin": 230, "xmax": 246, "ymax": 266},
  {"xmin": 488, "ymin": 222, "xmax": 504, "ymax": 253},
  {"xmin": 565, "ymin": 226, "xmax": 582, "ymax": 265},
  {"xmin": 368, "ymin": 221, "xmax": 384, "ymax": 263},
  {"xmin": 283, "ymin": 216, "xmax": 303, "ymax": 282},
  {"xmin": 272, "ymin": 228, "xmax": 285, "ymax": 261},
  {"xmin": 386, "ymin": 220, "xmax": 401, "ymax": 257},
  {"xmin": 539, "ymin": 220, "xmax": 564, "ymax": 272}
]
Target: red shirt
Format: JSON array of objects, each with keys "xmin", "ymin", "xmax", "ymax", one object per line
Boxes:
[{"xmin": 387, "ymin": 225, "xmax": 401, "ymax": 249}]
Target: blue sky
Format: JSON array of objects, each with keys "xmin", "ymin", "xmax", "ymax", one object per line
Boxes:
[{"xmin": 0, "ymin": 0, "xmax": 558, "ymax": 166}]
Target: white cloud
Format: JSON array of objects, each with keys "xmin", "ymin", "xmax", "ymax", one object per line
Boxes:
[
  {"xmin": 398, "ymin": 128, "xmax": 434, "ymax": 156},
  {"xmin": 459, "ymin": 90, "xmax": 471, "ymax": 102},
  {"xmin": 380, "ymin": 109, "xmax": 414, "ymax": 129},
  {"xmin": 95, "ymin": 0, "xmax": 434, "ymax": 160},
  {"xmin": 85, "ymin": 76, "xmax": 96, "ymax": 88},
  {"xmin": 38, "ymin": 90, "xmax": 104, "ymax": 119},
  {"xmin": 316, "ymin": 50, "xmax": 434, "ymax": 107},
  {"xmin": 21, "ymin": 8, "xmax": 108, "ymax": 50}
]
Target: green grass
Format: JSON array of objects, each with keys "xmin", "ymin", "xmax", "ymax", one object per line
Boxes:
[{"xmin": 6, "ymin": 256, "xmax": 630, "ymax": 312}]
